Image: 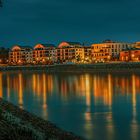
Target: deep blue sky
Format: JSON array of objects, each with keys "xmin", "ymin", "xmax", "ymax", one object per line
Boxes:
[{"xmin": 0, "ymin": 0, "xmax": 140, "ymax": 47}]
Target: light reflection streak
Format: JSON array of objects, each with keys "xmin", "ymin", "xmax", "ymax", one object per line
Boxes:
[
  {"xmin": 108, "ymin": 74, "xmax": 112, "ymax": 108},
  {"xmin": 0, "ymin": 72, "xmax": 3, "ymax": 98},
  {"xmin": 131, "ymin": 74, "xmax": 138, "ymax": 139},
  {"xmin": 93, "ymin": 74, "xmax": 112, "ymax": 106},
  {"xmin": 18, "ymin": 73, "xmax": 23, "ymax": 109},
  {"xmin": 42, "ymin": 73, "xmax": 47, "ymax": 118},
  {"xmin": 84, "ymin": 74, "xmax": 92, "ymax": 139},
  {"xmin": 7, "ymin": 74, "xmax": 10, "ymax": 100}
]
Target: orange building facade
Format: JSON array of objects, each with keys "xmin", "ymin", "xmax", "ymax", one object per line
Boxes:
[
  {"xmin": 120, "ymin": 48, "xmax": 140, "ymax": 61},
  {"xmin": 33, "ymin": 44, "xmax": 56, "ymax": 64},
  {"xmin": 9, "ymin": 45, "xmax": 33, "ymax": 64}
]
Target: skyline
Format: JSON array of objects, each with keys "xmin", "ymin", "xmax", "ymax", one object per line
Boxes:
[
  {"xmin": 0, "ymin": 39, "xmax": 139, "ymax": 48},
  {"xmin": 0, "ymin": 0, "xmax": 140, "ymax": 47}
]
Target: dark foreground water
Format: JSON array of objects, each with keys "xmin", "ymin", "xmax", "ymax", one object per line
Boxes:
[{"xmin": 0, "ymin": 71, "xmax": 140, "ymax": 140}]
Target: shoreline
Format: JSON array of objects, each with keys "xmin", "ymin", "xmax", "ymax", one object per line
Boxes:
[
  {"xmin": 0, "ymin": 98, "xmax": 83, "ymax": 140},
  {"xmin": 1, "ymin": 62, "xmax": 140, "ymax": 73}
]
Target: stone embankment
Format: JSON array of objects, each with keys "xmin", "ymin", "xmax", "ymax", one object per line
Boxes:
[
  {"xmin": 0, "ymin": 62, "xmax": 140, "ymax": 73},
  {"xmin": 0, "ymin": 98, "xmax": 83, "ymax": 140}
]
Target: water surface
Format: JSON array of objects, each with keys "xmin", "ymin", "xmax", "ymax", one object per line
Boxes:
[{"xmin": 0, "ymin": 71, "xmax": 140, "ymax": 140}]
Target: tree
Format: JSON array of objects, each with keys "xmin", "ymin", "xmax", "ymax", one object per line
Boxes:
[{"xmin": 0, "ymin": 0, "xmax": 2, "ymax": 7}]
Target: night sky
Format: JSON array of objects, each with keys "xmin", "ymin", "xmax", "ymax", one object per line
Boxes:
[{"xmin": 0, "ymin": 0, "xmax": 140, "ymax": 48}]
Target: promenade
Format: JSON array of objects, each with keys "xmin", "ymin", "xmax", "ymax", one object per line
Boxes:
[{"xmin": 0, "ymin": 62, "xmax": 140, "ymax": 73}]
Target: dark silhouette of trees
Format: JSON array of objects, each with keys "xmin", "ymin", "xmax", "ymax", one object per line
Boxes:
[{"xmin": 0, "ymin": 0, "xmax": 3, "ymax": 7}]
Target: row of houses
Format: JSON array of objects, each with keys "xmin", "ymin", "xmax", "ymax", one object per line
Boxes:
[
  {"xmin": 1, "ymin": 40, "xmax": 140, "ymax": 65},
  {"xmin": 9, "ymin": 42, "xmax": 91, "ymax": 64}
]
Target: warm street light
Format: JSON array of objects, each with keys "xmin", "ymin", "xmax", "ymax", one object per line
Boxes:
[
  {"xmin": 108, "ymin": 55, "xmax": 111, "ymax": 60},
  {"xmin": 131, "ymin": 54, "xmax": 135, "ymax": 58},
  {"xmin": 18, "ymin": 60, "xmax": 21, "ymax": 63}
]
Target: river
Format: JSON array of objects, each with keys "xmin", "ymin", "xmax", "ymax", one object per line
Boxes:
[{"xmin": 0, "ymin": 71, "xmax": 140, "ymax": 140}]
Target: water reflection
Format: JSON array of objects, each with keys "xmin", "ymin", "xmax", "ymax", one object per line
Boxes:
[
  {"xmin": 0, "ymin": 72, "xmax": 140, "ymax": 140},
  {"xmin": 0, "ymin": 72, "xmax": 3, "ymax": 98},
  {"xmin": 93, "ymin": 74, "xmax": 113, "ymax": 106}
]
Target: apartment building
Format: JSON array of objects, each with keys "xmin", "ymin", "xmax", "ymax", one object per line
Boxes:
[
  {"xmin": 120, "ymin": 48, "xmax": 140, "ymax": 61},
  {"xmin": 33, "ymin": 44, "xmax": 56, "ymax": 64},
  {"xmin": 57, "ymin": 42, "xmax": 84, "ymax": 63},
  {"xmin": 9, "ymin": 45, "xmax": 33, "ymax": 64},
  {"xmin": 91, "ymin": 40, "xmax": 133, "ymax": 62}
]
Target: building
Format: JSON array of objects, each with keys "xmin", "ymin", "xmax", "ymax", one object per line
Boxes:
[
  {"xmin": 9, "ymin": 45, "xmax": 33, "ymax": 64},
  {"xmin": 83, "ymin": 46, "xmax": 92, "ymax": 63},
  {"xmin": 57, "ymin": 42, "xmax": 84, "ymax": 63},
  {"xmin": 91, "ymin": 40, "xmax": 133, "ymax": 62},
  {"xmin": 120, "ymin": 48, "xmax": 140, "ymax": 61},
  {"xmin": 134, "ymin": 42, "xmax": 140, "ymax": 48},
  {"xmin": 33, "ymin": 44, "xmax": 56, "ymax": 64}
]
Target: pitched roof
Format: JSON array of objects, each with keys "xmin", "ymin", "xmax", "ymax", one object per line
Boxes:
[
  {"xmin": 12, "ymin": 45, "xmax": 32, "ymax": 50},
  {"xmin": 122, "ymin": 47, "xmax": 140, "ymax": 51}
]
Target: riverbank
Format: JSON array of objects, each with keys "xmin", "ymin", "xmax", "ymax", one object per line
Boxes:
[
  {"xmin": 1, "ymin": 62, "xmax": 140, "ymax": 73},
  {"xmin": 0, "ymin": 98, "xmax": 83, "ymax": 140}
]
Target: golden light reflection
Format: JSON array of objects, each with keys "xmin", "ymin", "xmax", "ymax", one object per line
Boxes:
[
  {"xmin": 132, "ymin": 74, "xmax": 136, "ymax": 120},
  {"xmin": 18, "ymin": 73, "xmax": 23, "ymax": 109},
  {"xmin": 32, "ymin": 73, "xmax": 53, "ymax": 100},
  {"xmin": 93, "ymin": 74, "xmax": 112, "ymax": 106},
  {"xmin": 37, "ymin": 74, "xmax": 41, "ymax": 96},
  {"xmin": 85, "ymin": 74, "xmax": 91, "ymax": 107},
  {"xmin": 0, "ymin": 72, "xmax": 3, "ymax": 98},
  {"xmin": 7, "ymin": 74, "xmax": 10, "ymax": 100},
  {"xmin": 31, "ymin": 73, "xmax": 53, "ymax": 119},
  {"xmin": 84, "ymin": 74, "xmax": 92, "ymax": 121},
  {"xmin": 131, "ymin": 74, "xmax": 138, "ymax": 140},
  {"xmin": 32, "ymin": 74, "xmax": 37, "ymax": 95},
  {"xmin": 42, "ymin": 73, "xmax": 48, "ymax": 118},
  {"xmin": 108, "ymin": 74, "xmax": 112, "ymax": 107}
]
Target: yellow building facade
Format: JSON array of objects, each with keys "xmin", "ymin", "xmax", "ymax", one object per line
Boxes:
[
  {"xmin": 91, "ymin": 40, "xmax": 133, "ymax": 62},
  {"xmin": 57, "ymin": 42, "xmax": 84, "ymax": 63}
]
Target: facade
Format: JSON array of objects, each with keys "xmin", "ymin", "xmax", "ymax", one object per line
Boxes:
[
  {"xmin": 33, "ymin": 44, "xmax": 56, "ymax": 64},
  {"xmin": 57, "ymin": 42, "xmax": 84, "ymax": 63},
  {"xmin": 9, "ymin": 45, "xmax": 33, "ymax": 64},
  {"xmin": 7, "ymin": 40, "xmax": 140, "ymax": 65},
  {"xmin": 91, "ymin": 40, "xmax": 133, "ymax": 62},
  {"xmin": 134, "ymin": 42, "xmax": 140, "ymax": 48},
  {"xmin": 120, "ymin": 48, "xmax": 140, "ymax": 61},
  {"xmin": 83, "ymin": 46, "xmax": 92, "ymax": 63}
]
